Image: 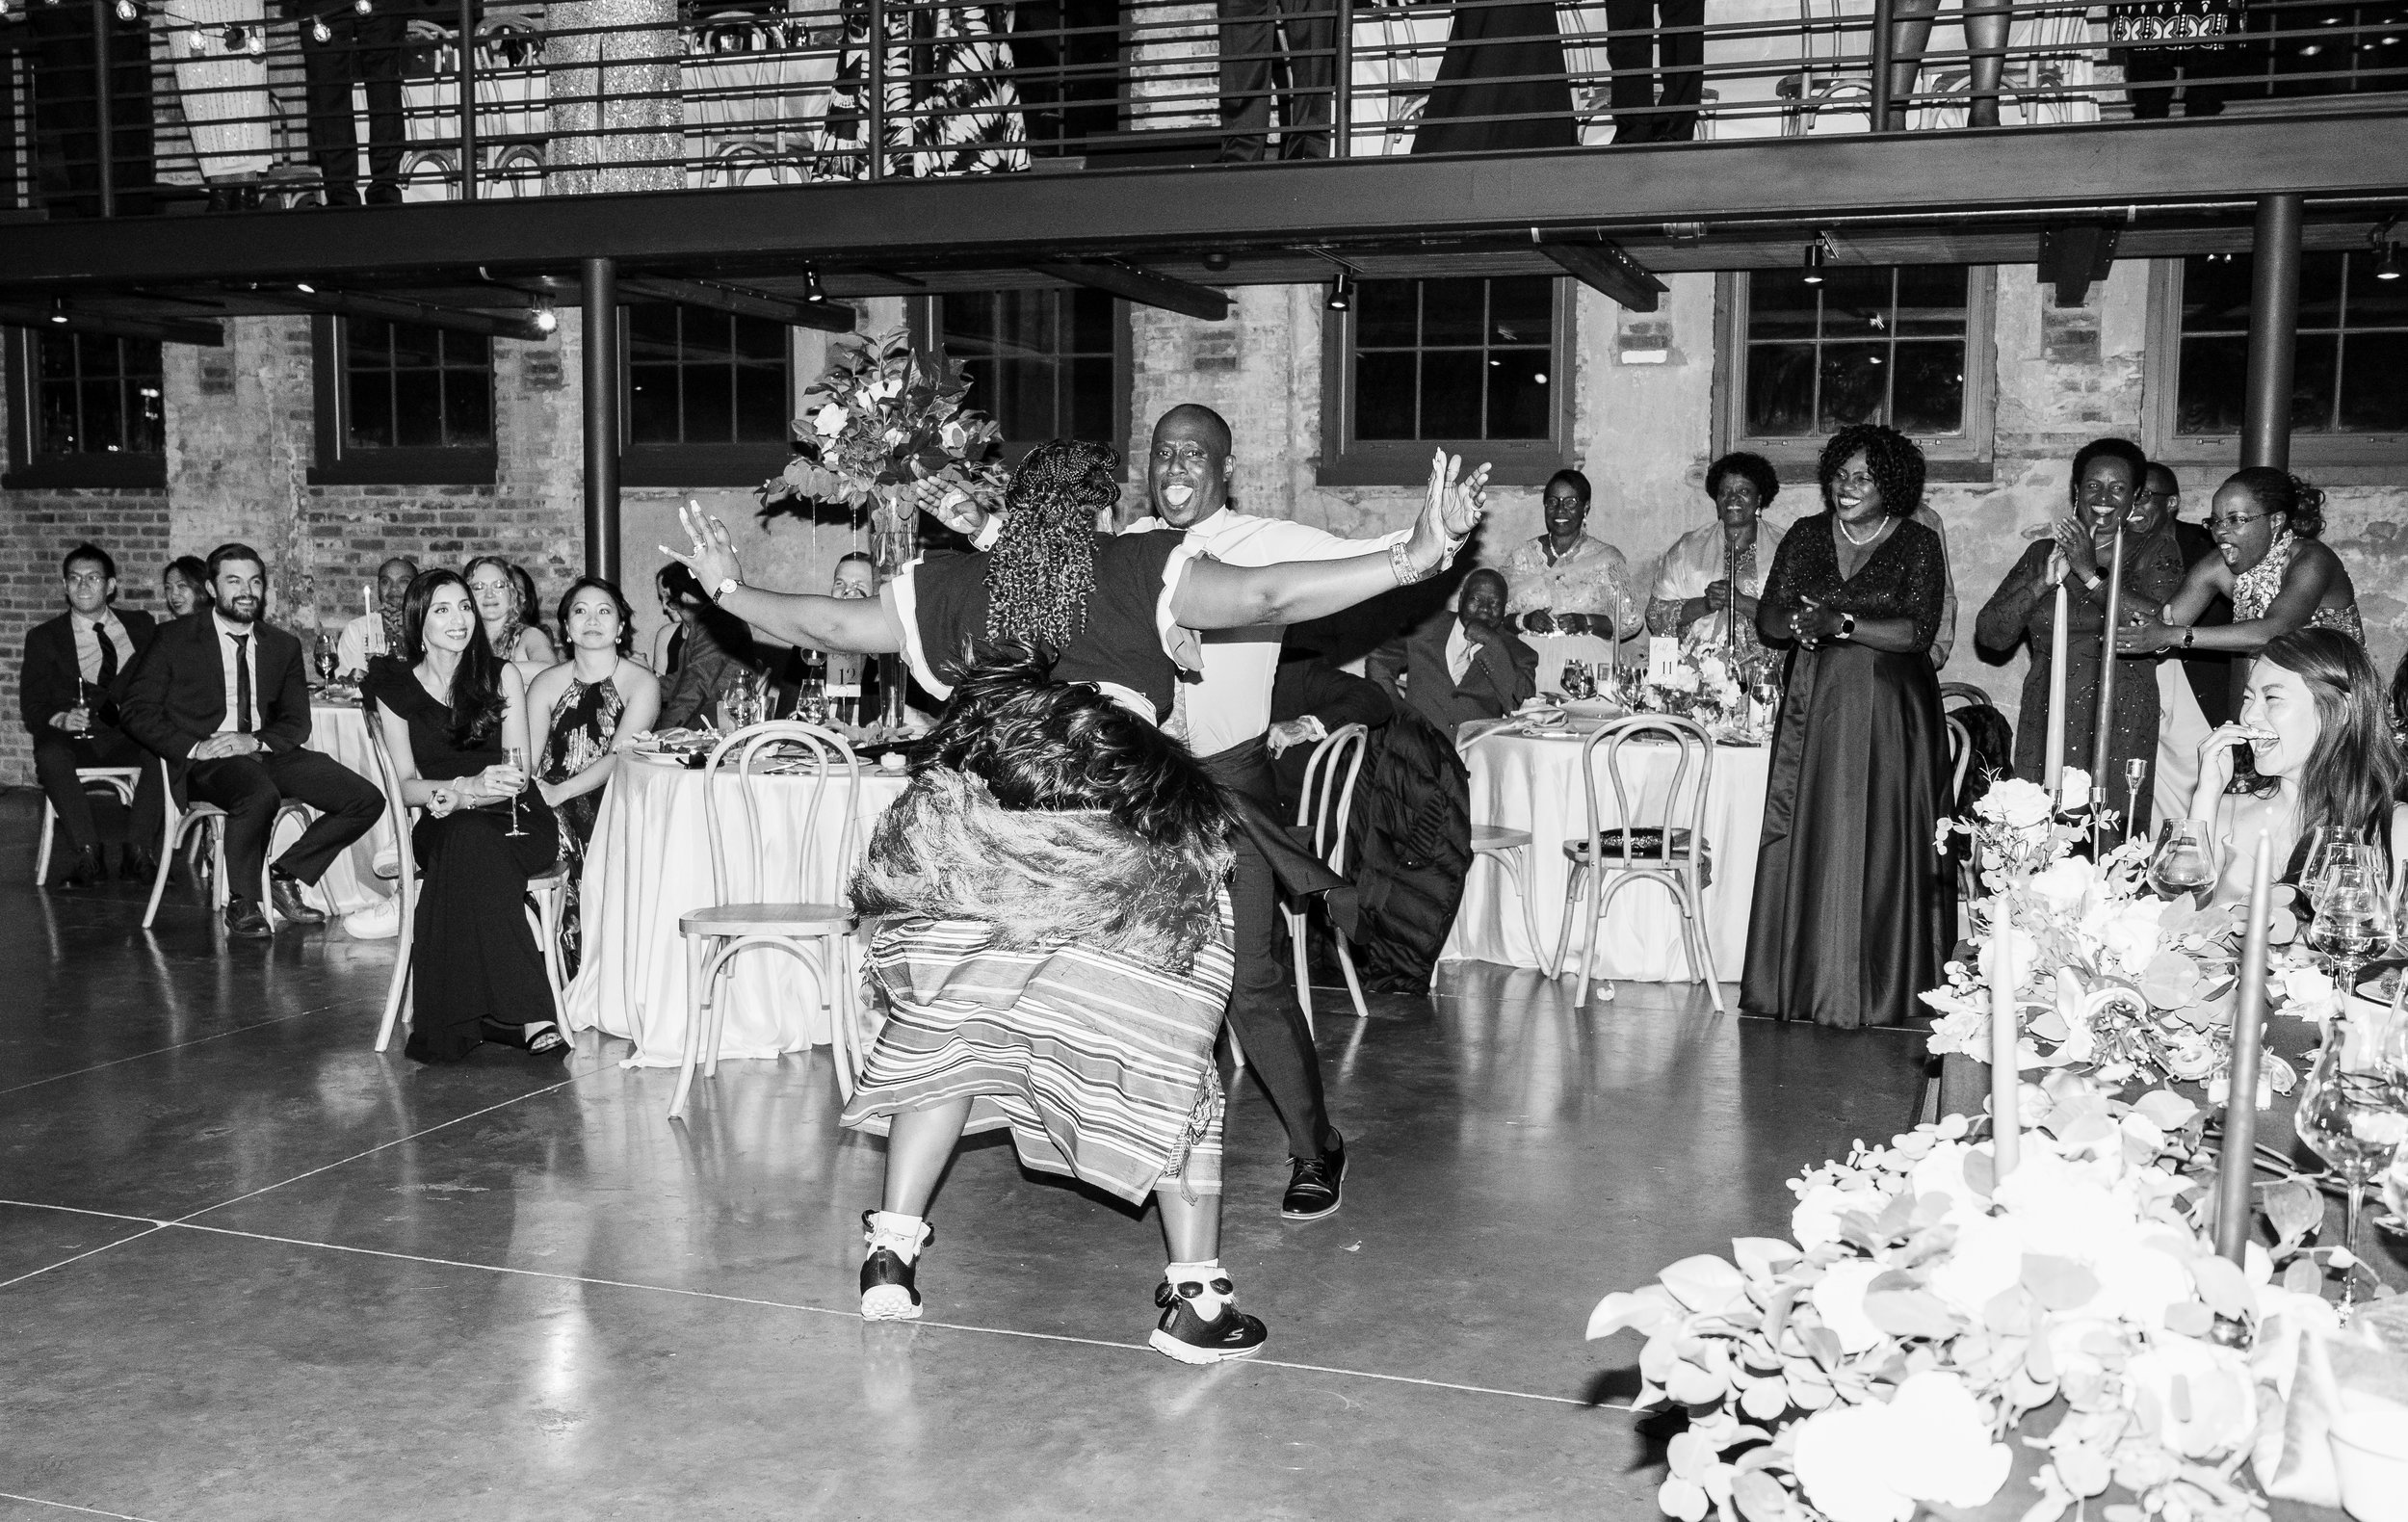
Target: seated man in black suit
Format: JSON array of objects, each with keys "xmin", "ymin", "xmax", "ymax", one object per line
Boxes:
[
  {"xmin": 119, "ymin": 542, "xmax": 383, "ymax": 939},
  {"xmin": 1366, "ymin": 567, "xmax": 1538, "ymax": 735},
  {"xmin": 21, "ymin": 542, "xmax": 164, "ymax": 887}
]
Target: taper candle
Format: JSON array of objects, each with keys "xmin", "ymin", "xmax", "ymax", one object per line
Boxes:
[
  {"xmin": 2044, "ymin": 574, "xmax": 2070, "ymax": 804},
  {"xmin": 1991, "ymin": 901, "xmax": 2022, "ymax": 1178},
  {"xmin": 2088, "ymin": 516, "xmax": 2128, "ymax": 851},
  {"xmin": 2212, "ymin": 830, "xmax": 2273, "ymax": 1264}
]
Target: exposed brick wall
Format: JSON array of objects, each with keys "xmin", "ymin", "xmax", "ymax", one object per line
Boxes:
[
  {"xmin": 306, "ymin": 487, "xmax": 582, "ymax": 634},
  {"xmin": 0, "ymin": 489, "xmax": 174, "ymax": 783}
]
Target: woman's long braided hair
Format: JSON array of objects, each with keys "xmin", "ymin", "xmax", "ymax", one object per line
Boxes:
[{"xmin": 984, "ymin": 439, "xmax": 1115, "ymax": 654}]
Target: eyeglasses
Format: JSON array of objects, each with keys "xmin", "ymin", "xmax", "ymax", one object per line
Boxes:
[
  {"xmin": 2208, "ymin": 512, "xmax": 2267, "ymax": 532},
  {"xmin": 1542, "ymin": 494, "xmax": 1585, "ymax": 510},
  {"xmin": 64, "ymin": 571, "xmax": 107, "ymax": 589}
]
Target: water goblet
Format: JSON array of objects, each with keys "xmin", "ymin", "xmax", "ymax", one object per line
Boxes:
[
  {"xmin": 1562, "ymin": 661, "xmax": 1592, "ymax": 702},
  {"xmin": 2296, "ymin": 1032, "xmax": 2408, "ymax": 1319},
  {"xmin": 2147, "ymin": 819, "xmax": 2215, "ymax": 901}
]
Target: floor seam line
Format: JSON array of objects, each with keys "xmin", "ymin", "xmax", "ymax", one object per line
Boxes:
[
  {"xmin": 0, "ymin": 1224, "xmax": 168, "ymax": 1293},
  {"xmin": 154, "ymin": 1218, "xmax": 1603, "ymax": 1409},
  {"xmin": 0, "ymin": 1492, "xmax": 162, "ymax": 1522},
  {"xmin": 0, "ymin": 995, "xmax": 384, "ymax": 1097}
]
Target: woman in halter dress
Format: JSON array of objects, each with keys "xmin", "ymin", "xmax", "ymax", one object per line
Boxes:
[
  {"xmin": 664, "ymin": 442, "xmax": 1486, "ymax": 1365},
  {"xmin": 2117, "ymin": 466, "xmax": 2362, "ymax": 660}
]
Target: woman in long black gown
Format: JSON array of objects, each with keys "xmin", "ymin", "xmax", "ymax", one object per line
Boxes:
[
  {"xmin": 365, "ymin": 570, "xmax": 564, "ymax": 1063},
  {"xmin": 1741, "ymin": 424, "xmax": 1950, "ymax": 1030}
]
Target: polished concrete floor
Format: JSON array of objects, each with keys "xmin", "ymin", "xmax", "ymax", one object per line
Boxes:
[{"xmin": 0, "ymin": 791, "xmax": 1932, "ymax": 1522}]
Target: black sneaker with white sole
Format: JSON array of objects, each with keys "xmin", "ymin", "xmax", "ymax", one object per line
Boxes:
[
  {"xmin": 1281, "ymin": 1136, "xmax": 1346, "ymax": 1221},
  {"xmin": 859, "ymin": 1210, "xmax": 931, "ymax": 1322},
  {"xmin": 1149, "ymin": 1277, "xmax": 1269, "ymax": 1365}
]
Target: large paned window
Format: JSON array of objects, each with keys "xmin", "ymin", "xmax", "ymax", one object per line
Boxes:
[
  {"xmin": 1714, "ymin": 265, "xmax": 1998, "ymax": 480},
  {"xmin": 1320, "ymin": 275, "xmax": 1575, "ymax": 485},
  {"xmin": 620, "ymin": 302, "xmax": 793, "ymax": 486},
  {"xmin": 4, "ymin": 330, "xmax": 166, "ymax": 486},
  {"xmin": 311, "ymin": 316, "xmax": 497, "ymax": 485},
  {"xmin": 928, "ymin": 289, "xmax": 1126, "ymax": 457}
]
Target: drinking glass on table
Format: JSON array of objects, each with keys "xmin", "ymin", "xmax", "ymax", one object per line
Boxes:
[
  {"xmin": 2147, "ymin": 820, "xmax": 2214, "ymax": 901},
  {"xmin": 2301, "ymin": 827, "xmax": 2357, "ymax": 914},
  {"xmin": 1561, "ymin": 661, "xmax": 1593, "ymax": 701},
  {"xmin": 2295, "ymin": 1033, "xmax": 2408, "ymax": 1320},
  {"xmin": 503, "ymin": 746, "xmax": 528, "ymax": 837},
  {"xmin": 313, "ymin": 634, "xmax": 339, "ymax": 685},
  {"xmin": 2311, "ymin": 858, "xmax": 2387, "ymax": 1002}
]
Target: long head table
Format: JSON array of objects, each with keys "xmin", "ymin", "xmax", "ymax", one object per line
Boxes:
[
  {"xmin": 1442, "ymin": 728, "xmax": 1770, "ymax": 983},
  {"xmin": 563, "ymin": 754, "xmax": 910, "ymax": 1066}
]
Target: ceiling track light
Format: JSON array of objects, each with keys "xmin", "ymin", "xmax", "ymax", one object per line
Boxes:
[
  {"xmin": 48, "ymin": 297, "xmax": 68, "ymax": 325},
  {"xmin": 800, "ymin": 265, "xmax": 829, "ymax": 305},
  {"xmin": 1325, "ymin": 272, "xmax": 1352, "ymax": 312},
  {"xmin": 2374, "ymin": 216, "xmax": 2403, "ymax": 281},
  {"xmin": 1802, "ymin": 235, "xmax": 1831, "ymax": 286},
  {"xmin": 529, "ymin": 294, "xmax": 558, "ymax": 333}
]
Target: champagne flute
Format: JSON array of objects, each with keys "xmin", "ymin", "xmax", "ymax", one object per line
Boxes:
[
  {"xmin": 2295, "ymin": 1033, "xmax": 2408, "ymax": 1319},
  {"xmin": 2147, "ymin": 819, "xmax": 2215, "ymax": 901},
  {"xmin": 504, "ymin": 745, "xmax": 528, "ymax": 838}
]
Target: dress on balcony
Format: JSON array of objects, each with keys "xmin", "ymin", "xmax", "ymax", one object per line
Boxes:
[
  {"xmin": 162, "ymin": 0, "xmax": 273, "ymax": 183},
  {"xmin": 814, "ymin": 0, "xmax": 1029, "ymax": 178},
  {"xmin": 1410, "ymin": 0, "xmax": 1577, "ymax": 154}
]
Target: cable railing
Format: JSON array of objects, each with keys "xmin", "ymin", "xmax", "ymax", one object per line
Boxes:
[{"xmin": 0, "ymin": 0, "xmax": 2401, "ymax": 219}]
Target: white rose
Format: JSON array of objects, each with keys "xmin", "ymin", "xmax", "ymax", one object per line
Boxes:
[
  {"xmin": 1809, "ymin": 1259, "xmax": 1886, "ymax": 1354},
  {"xmin": 939, "ymin": 420, "xmax": 969, "ymax": 452},
  {"xmin": 2098, "ymin": 899, "xmax": 2167, "ymax": 974},
  {"xmin": 2124, "ymin": 1334, "xmax": 2255, "ymax": 1458},
  {"xmin": 2278, "ymin": 964, "xmax": 2337, "ymax": 1017},
  {"xmin": 1791, "ymin": 1182, "xmax": 1883, "ymax": 1250},
  {"xmin": 2056, "ymin": 766, "xmax": 2092, "ymax": 810},
  {"xmin": 1882, "ymin": 1372, "xmax": 2016, "ymax": 1509},
  {"xmin": 811, "ymin": 402, "xmax": 849, "ymax": 437},
  {"xmin": 868, "ymin": 377, "xmax": 903, "ymax": 401},
  {"xmin": 1926, "ymin": 1213, "xmax": 2023, "ymax": 1318},
  {"xmin": 2087, "ymin": 1231, "xmax": 2195, "ymax": 1331},
  {"xmin": 1976, "ymin": 922, "xmax": 2040, "ymax": 987},
  {"xmin": 1792, "ymin": 1404, "xmax": 1915, "ymax": 1522},
  {"xmin": 1980, "ymin": 777, "xmax": 2055, "ymax": 829},
  {"xmin": 2028, "ymin": 856, "xmax": 2093, "ymax": 910}
]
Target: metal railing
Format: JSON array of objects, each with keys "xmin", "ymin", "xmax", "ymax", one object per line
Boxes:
[{"xmin": 0, "ymin": 0, "xmax": 2400, "ymax": 216}]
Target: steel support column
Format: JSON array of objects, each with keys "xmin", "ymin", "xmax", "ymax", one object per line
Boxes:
[
  {"xmin": 2242, "ymin": 192, "xmax": 2302, "ymax": 470},
  {"xmin": 458, "ymin": 0, "xmax": 480, "ymax": 201},
  {"xmin": 582, "ymin": 256, "xmax": 620, "ymax": 582}
]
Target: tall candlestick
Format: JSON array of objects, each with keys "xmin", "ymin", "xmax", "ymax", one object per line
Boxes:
[
  {"xmin": 2088, "ymin": 516, "xmax": 2128, "ymax": 853},
  {"xmin": 2044, "ymin": 575, "xmax": 2070, "ymax": 803},
  {"xmin": 2212, "ymin": 830, "xmax": 2274, "ymax": 1264},
  {"xmin": 363, "ymin": 584, "xmax": 373, "ymax": 621},
  {"xmin": 1990, "ymin": 902, "xmax": 2021, "ymax": 1178}
]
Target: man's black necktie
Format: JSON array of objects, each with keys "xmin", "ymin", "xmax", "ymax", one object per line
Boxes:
[
  {"xmin": 233, "ymin": 634, "xmax": 253, "ymax": 734},
  {"xmin": 94, "ymin": 624, "xmax": 118, "ymax": 690}
]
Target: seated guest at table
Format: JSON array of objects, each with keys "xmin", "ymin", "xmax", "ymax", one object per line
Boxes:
[
  {"xmin": 1503, "ymin": 468, "xmax": 1637, "ymax": 647},
  {"xmin": 1369, "ymin": 568, "xmax": 1537, "ymax": 734},
  {"xmin": 160, "ymin": 555, "xmax": 212, "ymax": 620},
  {"xmin": 120, "ymin": 542, "xmax": 384, "ymax": 940},
  {"xmin": 655, "ymin": 562, "xmax": 765, "ymax": 729},
  {"xmin": 1742, "ymin": 424, "xmax": 1950, "ymax": 1030},
  {"xmin": 532, "ymin": 576, "xmax": 660, "ymax": 980},
  {"xmin": 1267, "ymin": 645, "xmax": 1394, "ymax": 814},
  {"xmin": 1647, "ymin": 451, "xmax": 1788, "ymax": 657},
  {"xmin": 465, "ymin": 556, "xmax": 561, "ymax": 679},
  {"xmin": 823, "ymin": 550, "xmax": 882, "ymax": 722},
  {"xmin": 2116, "ymin": 468, "xmax": 2363, "ymax": 661},
  {"xmin": 2183, "ymin": 629, "xmax": 2405, "ymax": 912},
  {"xmin": 2141, "ymin": 462, "xmax": 2237, "ymax": 828},
  {"xmin": 23, "ymin": 543, "xmax": 164, "ymax": 887},
  {"xmin": 365, "ymin": 570, "xmax": 565, "ymax": 1063},
  {"xmin": 334, "ymin": 557, "xmax": 418, "ymax": 677},
  {"xmin": 1972, "ymin": 437, "xmax": 2186, "ymax": 831}
]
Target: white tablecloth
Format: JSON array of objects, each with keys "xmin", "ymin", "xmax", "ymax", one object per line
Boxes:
[
  {"xmin": 1442, "ymin": 730, "xmax": 1771, "ymax": 982},
  {"xmin": 563, "ymin": 754, "xmax": 910, "ymax": 1066},
  {"xmin": 276, "ymin": 704, "xmax": 394, "ymax": 918}
]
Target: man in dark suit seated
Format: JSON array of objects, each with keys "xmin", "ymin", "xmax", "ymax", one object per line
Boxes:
[
  {"xmin": 21, "ymin": 542, "xmax": 164, "ymax": 887},
  {"xmin": 1367, "ymin": 567, "xmax": 1538, "ymax": 735},
  {"xmin": 119, "ymin": 542, "xmax": 382, "ymax": 940}
]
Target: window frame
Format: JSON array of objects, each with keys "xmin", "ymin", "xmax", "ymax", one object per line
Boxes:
[
  {"xmin": 909, "ymin": 290, "xmax": 1133, "ymax": 466},
  {"xmin": 309, "ymin": 315, "xmax": 498, "ymax": 486},
  {"xmin": 2, "ymin": 328, "xmax": 168, "ymax": 488},
  {"xmin": 2140, "ymin": 255, "xmax": 2408, "ymax": 478},
  {"xmin": 1318, "ymin": 274, "xmax": 1578, "ymax": 488},
  {"xmin": 618, "ymin": 302, "xmax": 799, "ymax": 489},
  {"xmin": 1712, "ymin": 265, "xmax": 1999, "ymax": 485}
]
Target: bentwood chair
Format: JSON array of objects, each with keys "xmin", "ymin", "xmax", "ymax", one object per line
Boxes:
[
  {"xmin": 671, "ymin": 721, "xmax": 862, "ymax": 1119},
  {"xmin": 364, "ymin": 716, "xmax": 569, "ymax": 1052},
  {"xmin": 1553, "ymin": 715, "xmax": 1722, "ymax": 1011},
  {"xmin": 1456, "ymin": 725, "xmax": 1550, "ymax": 979},
  {"xmin": 139, "ymin": 755, "xmax": 311, "ymax": 931},
  {"xmin": 35, "ymin": 766, "xmax": 143, "ymax": 884},
  {"xmin": 1284, "ymin": 723, "xmax": 1372, "ymax": 1029}
]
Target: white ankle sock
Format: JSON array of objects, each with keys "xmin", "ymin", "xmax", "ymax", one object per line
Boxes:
[
  {"xmin": 865, "ymin": 1211, "xmax": 929, "ymax": 1264},
  {"xmin": 1164, "ymin": 1259, "xmax": 1230, "ymax": 1321}
]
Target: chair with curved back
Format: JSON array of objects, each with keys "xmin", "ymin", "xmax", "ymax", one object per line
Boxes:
[
  {"xmin": 1552, "ymin": 714, "xmax": 1722, "ymax": 1010},
  {"xmin": 672, "ymin": 721, "xmax": 862, "ymax": 1119},
  {"xmin": 1282, "ymin": 722, "xmax": 1371, "ymax": 1029},
  {"xmin": 1455, "ymin": 724, "xmax": 1549, "ymax": 979},
  {"xmin": 140, "ymin": 754, "xmax": 312, "ymax": 932},
  {"xmin": 362, "ymin": 712, "xmax": 569, "ymax": 1052},
  {"xmin": 36, "ymin": 765, "xmax": 143, "ymax": 884}
]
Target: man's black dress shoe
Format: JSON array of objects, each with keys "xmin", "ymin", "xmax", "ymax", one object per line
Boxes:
[
  {"xmin": 224, "ymin": 898, "xmax": 273, "ymax": 939},
  {"xmin": 121, "ymin": 846, "xmax": 158, "ymax": 883},
  {"xmin": 59, "ymin": 845, "xmax": 107, "ymax": 889},
  {"xmin": 269, "ymin": 873, "xmax": 327, "ymax": 926}
]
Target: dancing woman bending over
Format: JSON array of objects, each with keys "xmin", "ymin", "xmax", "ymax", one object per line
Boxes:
[{"xmin": 667, "ymin": 441, "xmax": 1485, "ymax": 1362}]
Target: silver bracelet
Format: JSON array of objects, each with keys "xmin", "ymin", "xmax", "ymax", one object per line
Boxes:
[{"xmin": 1390, "ymin": 541, "xmax": 1434, "ymax": 587}]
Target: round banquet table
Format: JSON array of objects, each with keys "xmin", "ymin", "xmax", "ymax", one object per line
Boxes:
[
  {"xmin": 563, "ymin": 753, "xmax": 910, "ymax": 1066},
  {"xmin": 1441, "ymin": 728, "xmax": 1771, "ymax": 982},
  {"xmin": 272, "ymin": 703, "xmax": 395, "ymax": 918}
]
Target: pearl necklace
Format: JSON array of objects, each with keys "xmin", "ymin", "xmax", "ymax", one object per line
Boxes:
[{"xmin": 1836, "ymin": 513, "xmax": 1893, "ymax": 548}]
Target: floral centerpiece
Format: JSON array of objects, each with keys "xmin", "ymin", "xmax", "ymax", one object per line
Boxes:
[
  {"xmin": 759, "ymin": 327, "xmax": 1007, "ymax": 573},
  {"xmin": 1636, "ymin": 650, "xmax": 1753, "ymax": 734},
  {"xmin": 1587, "ymin": 1075, "xmax": 2341, "ymax": 1522}
]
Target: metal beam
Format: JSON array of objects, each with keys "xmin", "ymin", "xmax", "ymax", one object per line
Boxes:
[
  {"xmin": 616, "ymin": 275, "xmax": 855, "ymax": 333},
  {"xmin": 0, "ymin": 303, "xmax": 222, "ymax": 346},
  {"xmin": 2243, "ymin": 193, "xmax": 2304, "ymax": 471},
  {"xmin": 583, "ymin": 256, "xmax": 621, "ymax": 584},
  {"xmin": 1027, "ymin": 259, "xmax": 1228, "ymax": 321},
  {"xmin": 277, "ymin": 287, "xmax": 554, "ymax": 342},
  {"xmin": 0, "ymin": 116, "xmax": 2402, "ymax": 286},
  {"xmin": 2036, "ymin": 223, "xmax": 2120, "ymax": 308},
  {"xmin": 1531, "ymin": 231, "xmax": 1667, "ymax": 312}
]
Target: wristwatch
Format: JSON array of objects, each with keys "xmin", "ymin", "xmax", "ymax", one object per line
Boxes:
[
  {"xmin": 2181, "ymin": 626, "xmax": 2197, "ymax": 650},
  {"xmin": 1836, "ymin": 613, "xmax": 1857, "ymax": 642},
  {"xmin": 711, "ymin": 576, "xmax": 741, "ymax": 604},
  {"xmin": 2081, "ymin": 571, "xmax": 2106, "ymax": 592}
]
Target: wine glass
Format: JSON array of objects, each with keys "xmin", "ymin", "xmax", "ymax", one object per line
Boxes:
[
  {"xmin": 2312, "ymin": 858, "xmax": 2388, "ymax": 1002},
  {"xmin": 2295, "ymin": 1032, "xmax": 2408, "ymax": 1319},
  {"xmin": 1561, "ymin": 661, "xmax": 1592, "ymax": 701},
  {"xmin": 313, "ymin": 634, "xmax": 339, "ymax": 685},
  {"xmin": 503, "ymin": 745, "xmax": 528, "ymax": 838},
  {"xmin": 2148, "ymin": 819, "xmax": 2215, "ymax": 901},
  {"xmin": 2301, "ymin": 827, "xmax": 2356, "ymax": 915},
  {"xmin": 793, "ymin": 677, "xmax": 826, "ymax": 725}
]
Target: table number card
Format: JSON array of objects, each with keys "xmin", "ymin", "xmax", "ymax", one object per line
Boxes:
[{"xmin": 1647, "ymin": 637, "xmax": 1682, "ymax": 686}]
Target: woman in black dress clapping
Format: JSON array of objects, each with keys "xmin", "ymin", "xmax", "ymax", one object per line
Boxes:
[
  {"xmin": 1741, "ymin": 424, "xmax": 1950, "ymax": 1030},
  {"xmin": 365, "ymin": 570, "xmax": 565, "ymax": 1063}
]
